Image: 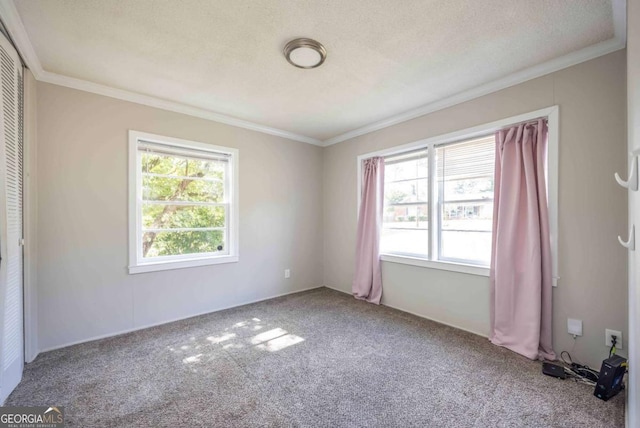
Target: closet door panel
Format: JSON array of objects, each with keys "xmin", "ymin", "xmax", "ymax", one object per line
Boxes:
[{"xmin": 0, "ymin": 31, "xmax": 23, "ymax": 404}]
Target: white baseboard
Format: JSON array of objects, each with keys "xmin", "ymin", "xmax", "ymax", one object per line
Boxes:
[
  {"xmin": 25, "ymin": 349, "xmax": 39, "ymax": 364},
  {"xmin": 37, "ymin": 284, "xmax": 487, "ymax": 356},
  {"xmin": 323, "ymin": 284, "xmax": 351, "ymax": 295},
  {"xmin": 380, "ymin": 301, "xmax": 487, "ymax": 339},
  {"xmin": 38, "ymin": 285, "xmax": 324, "ymax": 354},
  {"xmin": 323, "ymin": 284, "xmax": 487, "ymax": 338}
]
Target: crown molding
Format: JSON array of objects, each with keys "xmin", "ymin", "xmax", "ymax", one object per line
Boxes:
[
  {"xmin": 37, "ymin": 70, "xmax": 323, "ymax": 145},
  {"xmin": 0, "ymin": 0, "xmax": 626, "ymax": 148},
  {"xmin": 322, "ymin": 0, "xmax": 627, "ymax": 146}
]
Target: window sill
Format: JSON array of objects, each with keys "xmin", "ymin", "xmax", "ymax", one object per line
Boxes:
[
  {"xmin": 380, "ymin": 254, "xmax": 489, "ymax": 277},
  {"xmin": 128, "ymin": 255, "xmax": 239, "ymax": 274}
]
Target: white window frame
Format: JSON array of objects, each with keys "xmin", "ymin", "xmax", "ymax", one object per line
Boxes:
[
  {"xmin": 128, "ymin": 130, "xmax": 239, "ymax": 274},
  {"xmin": 357, "ymin": 106, "xmax": 559, "ymax": 286}
]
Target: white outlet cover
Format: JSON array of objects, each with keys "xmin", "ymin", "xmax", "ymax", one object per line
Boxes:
[
  {"xmin": 567, "ymin": 318, "xmax": 583, "ymax": 336},
  {"xmin": 605, "ymin": 329, "xmax": 622, "ymax": 349}
]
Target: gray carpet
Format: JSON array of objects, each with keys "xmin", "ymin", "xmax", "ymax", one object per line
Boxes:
[{"xmin": 6, "ymin": 287, "xmax": 624, "ymax": 427}]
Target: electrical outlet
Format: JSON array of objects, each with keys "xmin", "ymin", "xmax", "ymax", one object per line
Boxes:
[
  {"xmin": 284, "ymin": 269, "xmax": 290, "ymax": 279},
  {"xmin": 605, "ymin": 329, "xmax": 622, "ymax": 349}
]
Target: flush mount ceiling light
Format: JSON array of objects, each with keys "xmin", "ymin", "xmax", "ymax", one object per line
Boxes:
[{"xmin": 283, "ymin": 38, "xmax": 327, "ymax": 69}]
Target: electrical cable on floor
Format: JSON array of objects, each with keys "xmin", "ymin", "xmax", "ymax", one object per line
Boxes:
[
  {"xmin": 560, "ymin": 351, "xmax": 574, "ymax": 365},
  {"xmin": 558, "ymin": 351, "xmax": 600, "ymax": 386}
]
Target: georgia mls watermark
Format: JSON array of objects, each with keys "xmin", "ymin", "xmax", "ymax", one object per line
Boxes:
[{"xmin": 0, "ymin": 406, "xmax": 64, "ymax": 428}]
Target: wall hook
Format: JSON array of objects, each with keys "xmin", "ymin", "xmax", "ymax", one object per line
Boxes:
[
  {"xmin": 618, "ymin": 225, "xmax": 635, "ymax": 251},
  {"xmin": 614, "ymin": 153, "xmax": 638, "ymax": 191}
]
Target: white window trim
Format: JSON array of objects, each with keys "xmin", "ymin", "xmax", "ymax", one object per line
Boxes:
[
  {"xmin": 357, "ymin": 106, "xmax": 559, "ymax": 286},
  {"xmin": 380, "ymin": 254, "xmax": 490, "ymax": 276},
  {"xmin": 128, "ymin": 130, "xmax": 239, "ymax": 274}
]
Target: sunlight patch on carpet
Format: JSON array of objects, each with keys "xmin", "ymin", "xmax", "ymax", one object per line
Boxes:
[
  {"xmin": 256, "ymin": 334, "xmax": 305, "ymax": 352},
  {"xmin": 170, "ymin": 318, "xmax": 305, "ymax": 364}
]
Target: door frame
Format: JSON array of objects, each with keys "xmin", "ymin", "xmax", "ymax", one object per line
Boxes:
[{"xmin": 23, "ymin": 69, "xmax": 36, "ymax": 364}]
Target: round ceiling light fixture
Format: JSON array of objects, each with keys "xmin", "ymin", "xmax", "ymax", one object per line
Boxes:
[{"xmin": 283, "ymin": 38, "xmax": 327, "ymax": 69}]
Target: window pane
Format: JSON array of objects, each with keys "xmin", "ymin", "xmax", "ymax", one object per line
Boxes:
[
  {"xmin": 143, "ymin": 230, "xmax": 225, "ymax": 258},
  {"xmin": 142, "ymin": 152, "xmax": 226, "ymax": 180},
  {"xmin": 142, "ymin": 152, "xmax": 185, "ymax": 175},
  {"xmin": 385, "ymin": 154, "xmax": 428, "ymax": 182},
  {"xmin": 383, "ymin": 204, "xmax": 428, "ymax": 229},
  {"xmin": 443, "ymin": 177, "xmax": 494, "ymax": 202},
  {"xmin": 440, "ymin": 231, "xmax": 491, "ymax": 265},
  {"xmin": 134, "ymin": 137, "xmax": 237, "ymax": 268},
  {"xmin": 381, "ymin": 228, "xmax": 429, "ymax": 256},
  {"xmin": 382, "ymin": 151, "xmax": 429, "ymax": 256},
  {"xmin": 142, "ymin": 204, "xmax": 226, "ymax": 229},
  {"xmin": 384, "ymin": 178, "xmax": 428, "ymax": 204},
  {"xmin": 437, "ymin": 135, "xmax": 495, "ymax": 265},
  {"xmin": 143, "ymin": 175, "xmax": 224, "ymax": 203},
  {"xmin": 441, "ymin": 202, "xmax": 493, "ymax": 230}
]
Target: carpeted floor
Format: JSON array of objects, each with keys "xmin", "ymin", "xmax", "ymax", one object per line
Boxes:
[{"xmin": 7, "ymin": 287, "xmax": 624, "ymax": 427}]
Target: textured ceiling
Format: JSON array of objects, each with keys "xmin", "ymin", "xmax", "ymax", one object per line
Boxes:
[{"xmin": 14, "ymin": 0, "xmax": 615, "ymax": 142}]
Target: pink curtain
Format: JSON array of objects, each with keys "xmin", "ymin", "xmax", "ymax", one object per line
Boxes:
[
  {"xmin": 353, "ymin": 157, "xmax": 384, "ymax": 304},
  {"xmin": 490, "ymin": 119, "xmax": 555, "ymax": 361}
]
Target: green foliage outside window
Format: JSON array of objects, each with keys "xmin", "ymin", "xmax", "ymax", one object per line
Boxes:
[{"xmin": 141, "ymin": 152, "xmax": 227, "ymax": 258}]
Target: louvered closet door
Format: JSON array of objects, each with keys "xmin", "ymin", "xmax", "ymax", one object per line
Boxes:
[{"xmin": 0, "ymin": 32, "xmax": 23, "ymax": 404}]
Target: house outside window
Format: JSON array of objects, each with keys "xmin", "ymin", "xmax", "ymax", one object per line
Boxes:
[{"xmin": 381, "ymin": 135, "xmax": 495, "ymax": 266}]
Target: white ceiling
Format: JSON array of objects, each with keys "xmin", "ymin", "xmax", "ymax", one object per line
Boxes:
[{"xmin": 5, "ymin": 0, "xmax": 624, "ymax": 145}]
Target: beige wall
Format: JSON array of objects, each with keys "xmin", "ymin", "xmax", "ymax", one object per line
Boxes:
[
  {"xmin": 34, "ymin": 50, "xmax": 627, "ymax": 369},
  {"xmin": 36, "ymin": 83, "xmax": 324, "ymax": 351},
  {"xmin": 324, "ymin": 50, "xmax": 628, "ymax": 369}
]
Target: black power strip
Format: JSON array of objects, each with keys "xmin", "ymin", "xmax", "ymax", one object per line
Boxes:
[{"xmin": 542, "ymin": 362, "xmax": 566, "ymax": 379}]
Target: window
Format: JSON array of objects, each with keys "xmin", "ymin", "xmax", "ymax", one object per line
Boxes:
[
  {"xmin": 437, "ymin": 136, "xmax": 494, "ymax": 265},
  {"xmin": 382, "ymin": 149, "xmax": 429, "ymax": 256},
  {"xmin": 128, "ymin": 131, "xmax": 238, "ymax": 274},
  {"xmin": 381, "ymin": 135, "xmax": 495, "ymax": 266},
  {"xmin": 359, "ymin": 107, "xmax": 558, "ymax": 279}
]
